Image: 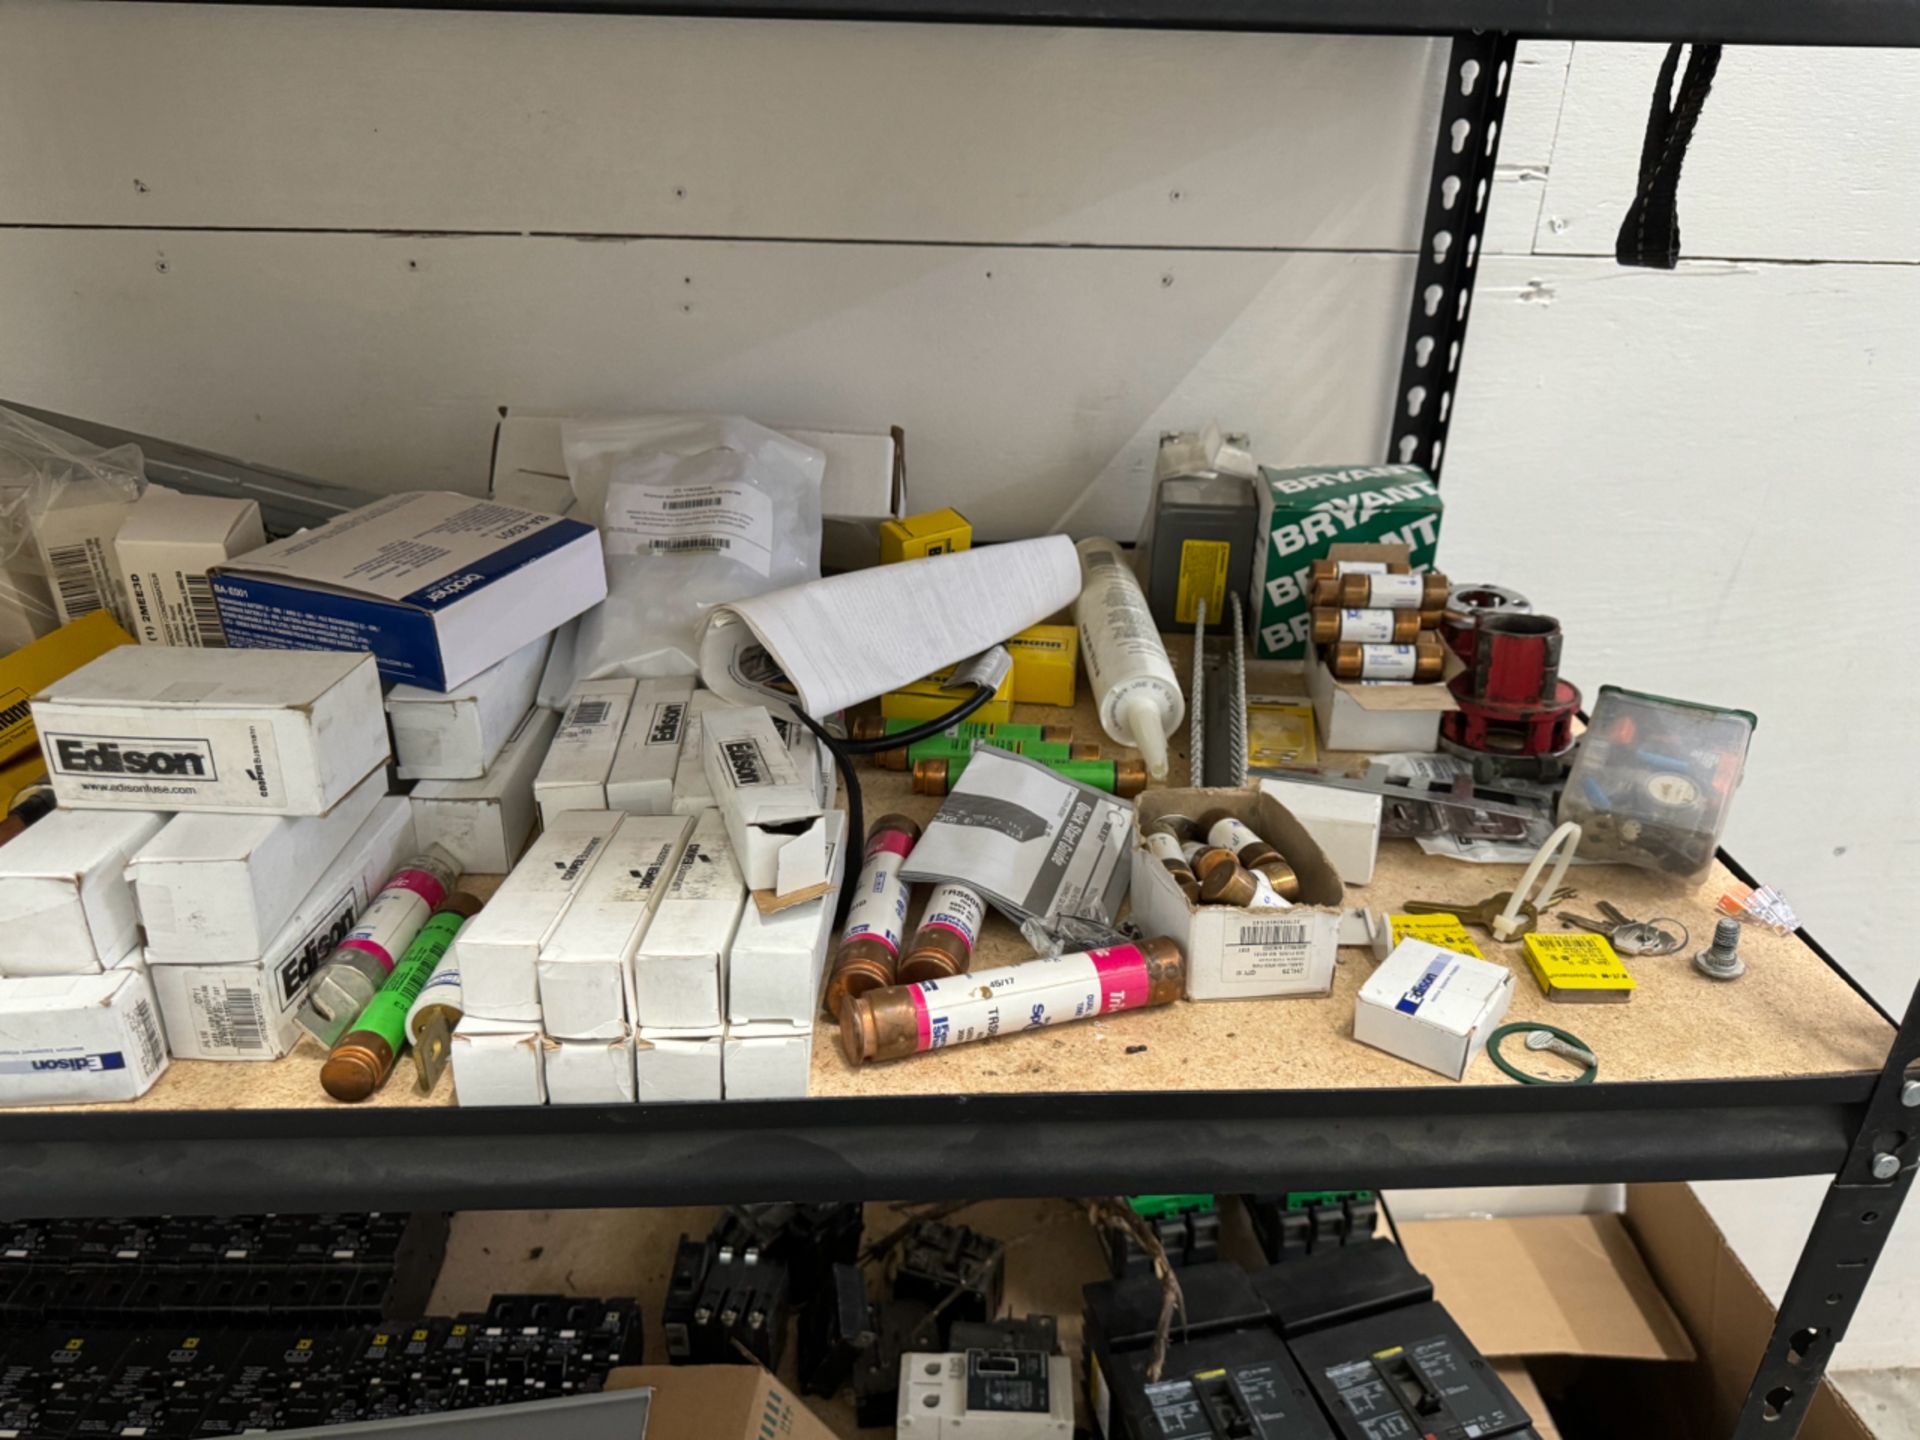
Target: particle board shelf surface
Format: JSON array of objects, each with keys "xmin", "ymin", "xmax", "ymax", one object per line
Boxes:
[{"xmin": 24, "ymin": 650, "xmax": 1890, "ymax": 1115}]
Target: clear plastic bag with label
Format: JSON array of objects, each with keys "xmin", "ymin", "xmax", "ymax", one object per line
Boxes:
[
  {"xmin": 0, "ymin": 407, "xmax": 147, "ymax": 635},
  {"xmin": 561, "ymin": 415, "xmax": 825, "ymax": 679}
]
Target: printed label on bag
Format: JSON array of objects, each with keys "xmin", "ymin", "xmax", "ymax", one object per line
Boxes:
[{"xmin": 604, "ymin": 481, "xmax": 774, "ymax": 576}]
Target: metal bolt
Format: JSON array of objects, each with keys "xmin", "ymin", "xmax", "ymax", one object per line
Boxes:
[
  {"xmin": 1901, "ymin": 1080, "xmax": 1920, "ymax": 1109},
  {"xmin": 1872, "ymin": 1153, "xmax": 1900, "ymax": 1181},
  {"xmin": 1524, "ymin": 1030, "xmax": 1596, "ymax": 1068},
  {"xmin": 1695, "ymin": 917, "xmax": 1746, "ymax": 981}
]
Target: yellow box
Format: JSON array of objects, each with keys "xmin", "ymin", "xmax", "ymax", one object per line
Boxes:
[
  {"xmin": 1523, "ymin": 932, "xmax": 1635, "ymax": 1002},
  {"xmin": 0, "ymin": 610, "xmax": 134, "ymax": 767},
  {"xmin": 879, "ymin": 507, "xmax": 972, "ymax": 564},
  {"xmin": 0, "ymin": 751, "xmax": 47, "ymax": 814},
  {"xmin": 1003, "ymin": 624, "xmax": 1078, "ymax": 708},
  {"xmin": 1388, "ymin": 914, "xmax": 1484, "ymax": 960},
  {"xmin": 881, "ymin": 667, "xmax": 1014, "ymax": 725}
]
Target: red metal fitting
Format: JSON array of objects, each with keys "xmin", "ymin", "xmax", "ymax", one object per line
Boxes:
[{"xmin": 1440, "ymin": 612, "xmax": 1580, "ymax": 759}]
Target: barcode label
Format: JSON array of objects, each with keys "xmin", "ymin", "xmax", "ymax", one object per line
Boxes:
[
  {"xmin": 222, "ymin": 986, "xmax": 266, "ymax": 1053},
  {"xmin": 128, "ymin": 998, "xmax": 167, "ymax": 1073},
  {"xmin": 1235, "ymin": 924, "xmax": 1309, "ymax": 947},
  {"xmin": 47, "ymin": 542, "xmax": 105, "ymax": 617},
  {"xmin": 643, "ymin": 536, "xmax": 731, "ymax": 554},
  {"xmin": 661, "ymin": 496, "xmax": 725, "ymax": 512},
  {"xmin": 568, "ymin": 700, "xmax": 613, "ymax": 728},
  {"xmin": 183, "ymin": 573, "xmax": 227, "ymax": 647}
]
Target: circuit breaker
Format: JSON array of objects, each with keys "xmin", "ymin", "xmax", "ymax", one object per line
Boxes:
[
  {"xmin": 897, "ymin": 1349, "xmax": 1074, "ymax": 1438},
  {"xmin": 1093, "ymin": 1327, "xmax": 1336, "ymax": 1440}
]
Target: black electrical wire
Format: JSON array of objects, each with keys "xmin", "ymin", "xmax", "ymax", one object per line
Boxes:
[
  {"xmin": 790, "ymin": 680, "xmax": 996, "ymax": 928},
  {"xmin": 1376, "ymin": 1191, "xmax": 1404, "ymax": 1249}
]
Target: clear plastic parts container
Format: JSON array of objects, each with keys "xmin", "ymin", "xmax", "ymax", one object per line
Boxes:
[{"xmin": 1557, "ymin": 686, "xmax": 1756, "ymax": 882}]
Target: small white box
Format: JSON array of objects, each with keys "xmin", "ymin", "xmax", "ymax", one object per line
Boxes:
[
  {"xmin": 545, "ymin": 1028, "xmax": 637, "ymax": 1104},
  {"xmin": 1355, "ymin": 938, "xmax": 1516, "ymax": 1081},
  {"xmin": 538, "ymin": 814, "xmax": 693, "ymax": 1039},
  {"xmin": 631, "ymin": 811, "xmax": 745, "ymax": 1031},
  {"xmin": 386, "ymin": 633, "xmax": 551, "ymax": 781},
  {"xmin": 1255, "ymin": 776, "xmax": 1382, "ymax": 885},
  {"xmin": 114, "ymin": 489, "xmax": 266, "ymax": 647},
  {"xmin": 722, "ymin": 1023, "xmax": 812, "ymax": 1100},
  {"xmin": 1130, "ymin": 788, "xmax": 1346, "ymax": 1001},
  {"xmin": 701, "ymin": 705, "xmax": 828, "ymax": 894},
  {"xmin": 34, "ymin": 647, "xmax": 388, "ymax": 814},
  {"xmin": 146, "ymin": 797, "xmax": 416, "ymax": 1060},
  {"xmin": 1304, "ymin": 649, "xmax": 1458, "ymax": 754},
  {"xmin": 129, "ymin": 767, "xmax": 387, "ymax": 961},
  {"xmin": 450, "ymin": 1016, "xmax": 547, "ymax": 1106},
  {"xmin": 671, "ymin": 690, "xmax": 726, "ymax": 814},
  {"xmin": 634, "ymin": 1029, "xmax": 723, "ymax": 1103},
  {"xmin": 0, "ymin": 807, "xmax": 168, "ymax": 973},
  {"xmin": 727, "ymin": 810, "xmax": 847, "ymax": 1026},
  {"xmin": 0, "ymin": 967, "xmax": 170, "ymax": 1106},
  {"xmin": 606, "ymin": 677, "xmax": 695, "ymax": 815},
  {"xmin": 534, "ymin": 677, "xmax": 637, "ymax": 825},
  {"xmin": 32, "ymin": 487, "xmax": 140, "ymax": 630},
  {"xmin": 410, "ymin": 705, "xmax": 558, "ymax": 875},
  {"xmin": 212, "ymin": 491, "xmax": 607, "ymax": 692},
  {"xmin": 455, "ymin": 809, "xmax": 623, "ymax": 1021}
]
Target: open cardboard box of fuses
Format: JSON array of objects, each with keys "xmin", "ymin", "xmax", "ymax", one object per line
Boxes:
[
  {"xmin": 1303, "ymin": 541, "xmax": 1463, "ymax": 752},
  {"xmin": 1131, "ymin": 786, "xmax": 1345, "ymax": 1002}
]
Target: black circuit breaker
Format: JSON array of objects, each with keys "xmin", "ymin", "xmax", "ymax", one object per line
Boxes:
[
  {"xmin": 1290, "ymin": 1302, "xmax": 1535, "ymax": 1440},
  {"xmin": 852, "ymin": 1298, "xmax": 942, "ymax": 1428},
  {"xmin": 1101, "ymin": 1327, "xmax": 1336, "ymax": 1440},
  {"xmin": 712, "ymin": 1202, "xmax": 863, "ymax": 1306},
  {"xmin": 799, "ymin": 1261, "xmax": 876, "ymax": 1397},
  {"xmin": 1244, "ymin": 1195, "xmax": 1380, "ymax": 1265},
  {"xmin": 670, "ymin": 1240, "xmax": 788, "ymax": 1370},
  {"xmin": 893, "ymin": 1222, "xmax": 1005, "ymax": 1330}
]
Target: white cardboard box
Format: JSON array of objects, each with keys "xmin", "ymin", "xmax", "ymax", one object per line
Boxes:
[
  {"xmin": 722, "ymin": 1023, "xmax": 811, "ymax": 1100},
  {"xmin": 386, "ymin": 632, "xmax": 551, "ymax": 781},
  {"xmin": 212, "ymin": 491, "xmax": 607, "ymax": 692},
  {"xmin": 538, "ymin": 814, "xmax": 693, "ymax": 1039},
  {"xmin": 455, "ymin": 809, "xmax": 623, "ymax": 1022},
  {"xmin": 545, "ymin": 1028, "xmax": 638, "ymax": 1104},
  {"xmin": 32, "ymin": 488, "xmax": 140, "ymax": 630},
  {"xmin": 451, "ymin": 1016, "xmax": 547, "ymax": 1106},
  {"xmin": 129, "ymin": 766, "xmax": 387, "ymax": 961},
  {"xmin": 631, "ymin": 811, "xmax": 745, "ymax": 1031},
  {"xmin": 0, "ymin": 807, "xmax": 168, "ymax": 973},
  {"xmin": 33, "ymin": 647, "xmax": 388, "ymax": 814},
  {"xmin": 727, "ymin": 810, "xmax": 847, "ymax": 1026},
  {"xmin": 537, "ymin": 617, "xmax": 581, "ymax": 710},
  {"xmin": 1255, "ymin": 776, "xmax": 1382, "ymax": 885},
  {"xmin": 670, "ymin": 690, "xmax": 726, "ymax": 814},
  {"xmin": 535, "ymin": 677, "xmax": 637, "ymax": 825},
  {"xmin": 0, "ymin": 967, "xmax": 170, "ymax": 1106},
  {"xmin": 410, "ymin": 706, "xmax": 559, "ymax": 874},
  {"xmin": 146, "ymin": 797, "xmax": 416, "ymax": 1060},
  {"xmin": 634, "ymin": 1029, "xmax": 723, "ymax": 1103},
  {"xmin": 113, "ymin": 489, "xmax": 266, "ymax": 648},
  {"xmin": 606, "ymin": 677, "xmax": 696, "ymax": 816},
  {"xmin": 701, "ymin": 705, "xmax": 828, "ymax": 894},
  {"xmin": 1130, "ymin": 788, "xmax": 1345, "ymax": 1001},
  {"xmin": 1355, "ymin": 937, "xmax": 1516, "ymax": 1081}
]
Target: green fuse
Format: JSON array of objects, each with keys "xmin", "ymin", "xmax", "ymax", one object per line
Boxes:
[
  {"xmin": 914, "ymin": 754, "xmax": 1148, "ymax": 799},
  {"xmin": 320, "ymin": 893, "xmax": 483, "ymax": 1103},
  {"xmin": 907, "ymin": 734, "xmax": 1080, "ymax": 767}
]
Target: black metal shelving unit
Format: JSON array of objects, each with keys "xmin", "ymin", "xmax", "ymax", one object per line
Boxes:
[{"xmin": 12, "ymin": 4, "xmax": 1920, "ymax": 1435}]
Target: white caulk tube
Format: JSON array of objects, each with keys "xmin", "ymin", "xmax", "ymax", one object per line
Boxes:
[{"xmin": 1074, "ymin": 537, "xmax": 1184, "ymax": 781}]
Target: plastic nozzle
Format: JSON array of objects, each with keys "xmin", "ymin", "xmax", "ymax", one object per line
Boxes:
[{"xmin": 1120, "ymin": 695, "xmax": 1170, "ymax": 782}]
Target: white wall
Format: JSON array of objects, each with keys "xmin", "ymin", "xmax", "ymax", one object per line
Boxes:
[{"xmin": 3, "ymin": 0, "xmax": 1916, "ymax": 1371}]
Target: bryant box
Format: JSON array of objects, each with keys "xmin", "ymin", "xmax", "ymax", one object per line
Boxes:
[{"xmin": 1250, "ymin": 464, "xmax": 1443, "ymax": 660}]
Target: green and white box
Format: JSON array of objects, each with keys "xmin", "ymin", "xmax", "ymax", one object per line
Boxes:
[{"xmin": 1251, "ymin": 464, "xmax": 1443, "ymax": 659}]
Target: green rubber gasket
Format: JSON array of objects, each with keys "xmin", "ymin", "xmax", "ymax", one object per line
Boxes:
[{"xmin": 1488, "ymin": 1022, "xmax": 1598, "ymax": 1086}]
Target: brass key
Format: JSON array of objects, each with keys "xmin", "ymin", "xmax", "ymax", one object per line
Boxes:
[{"xmin": 1401, "ymin": 890, "xmax": 1539, "ymax": 937}]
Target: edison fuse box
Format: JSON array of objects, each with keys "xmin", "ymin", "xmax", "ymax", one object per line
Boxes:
[{"xmin": 898, "ymin": 1349, "xmax": 1074, "ymax": 1438}]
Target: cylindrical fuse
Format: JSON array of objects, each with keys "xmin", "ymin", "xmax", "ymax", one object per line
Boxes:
[
  {"xmin": 1189, "ymin": 845, "xmax": 1238, "ymax": 886},
  {"xmin": 824, "ymin": 814, "xmax": 922, "ymax": 1018},
  {"xmin": 850, "ymin": 717, "xmax": 1072, "ymax": 746},
  {"xmin": 1310, "ymin": 557, "xmax": 1410, "ymax": 583},
  {"xmin": 1197, "ymin": 810, "xmax": 1301, "ymax": 900},
  {"xmin": 296, "ymin": 846, "xmax": 460, "ymax": 1047},
  {"xmin": 321, "ymin": 892, "xmax": 482, "ymax": 1103},
  {"xmin": 1311, "ymin": 607, "xmax": 1424, "ymax": 645},
  {"xmin": 406, "ymin": 961, "xmax": 465, "ymax": 1095},
  {"xmin": 880, "ymin": 735, "xmax": 1096, "ymax": 772},
  {"xmin": 840, "ymin": 938, "xmax": 1186, "ymax": 1066},
  {"xmin": 913, "ymin": 756, "xmax": 1146, "ymax": 799},
  {"xmin": 1143, "ymin": 831, "xmax": 1201, "ymax": 902},
  {"xmin": 1336, "ymin": 571, "xmax": 1451, "ymax": 610},
  {"xmin": 900, "ymin": 882, "xmax": 987, "ymax": 984},
  {"xmin": 1200, "ymin": 863, "xmax": 1293, "ymax": 910},
  {"xmin": 1149, "ymin": 814, "xmax": 1204, "ymax": 845},
  {"xmin": 1331, "ymin": 636, "xmax": 1446, "ymax": 682}
]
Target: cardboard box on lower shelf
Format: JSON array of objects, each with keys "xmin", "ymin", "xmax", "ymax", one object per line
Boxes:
[{"xmin": 608, "ymin": 1364, "xmax": 838, "ymax": 1440}]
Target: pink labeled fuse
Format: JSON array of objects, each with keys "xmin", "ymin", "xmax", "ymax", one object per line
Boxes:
[
  {"xmin": 296, "ymin": 846, "xmax": 460, "ymax": 1048},
  {"xmin": 900, "ymin": 881, "xmax": 988, "ymax": 984},
  {"xmin": 839, "ymin": 938, "xmax": 1186, "ymax": 1065},
  {"xmin": 823, "ymin": 814, "xmax": 921, "ymax": 1019}
]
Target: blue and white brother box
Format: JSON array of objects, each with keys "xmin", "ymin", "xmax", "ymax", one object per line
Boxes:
[
  {"xmin": 1355, "ymin": 937, "xmax": 1514, "ymax": 1080},
  {"xmin": 212, "ymin": 492, "xmax": 606, "ymax": 692}
]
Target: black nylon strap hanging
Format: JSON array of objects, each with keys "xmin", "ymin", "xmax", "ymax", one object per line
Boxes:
[{"xmin": 1615, "ymin": 42, "xmax": 1724, "ymax": 268}]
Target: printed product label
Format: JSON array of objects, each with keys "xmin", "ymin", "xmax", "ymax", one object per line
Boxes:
[
  {"xmin": 906, "ymin": 946, "xmax": 1151, "ymax": 1051},
  {"xmin": 603, "ymin": 481, "xmax": 774, "ymax": 577},
  {"xmin": 128, "ymin": 568, "xmax": 227, "ymax": 647},
  {"xmin": 919, "ymin": 883, "xmax": 985, "ymax": 948},
  {"xmin": 339, "ymin": 879, "xmax": 439, "ymax": 975},
  {"xmin": 42, "ymin": 534, "xmax": 128, "ymax": 627},
  {"xmin": 644, "ymin": 701, "xmax": 686, "ymax": 748},
  {"xmin": 1389, "ymin": 914, "xmax": 1484, "ymax": 959},
  {"xmin": 1174, "ymin": 538, "xmax": 1231, "ymax": 625},
  {"xmin": 1144, "ymin": 831, "xmax": 1187, "ymax": 867},
  {"xmin": 1358, "ymin": 645, "xmax": 1418, "ymax": 681},
  {"xmin": 1395, "ymin": 955, "xmax": 1455, "ymax": 1015},
  {"xmin": 841, "ymin": 848, "xmax": 912, "ymax": 955},
  {"xmin": 1366, "ymin": 573, "xmax": 1425, "ymax": 609},
  {"xmin": 42, "ymin": 717, "xmax": 285, "ymax": 806},
  {"xmin": 1335, "ymin": 560, "xmax": 1388, "ymax": 576},
  {"xmin": 1241, "ymin": 873, "xmax": 1292, "ymax": 911},
  {"xmin": 1223, "ymin": 920, "xmax": 1314, "ymax": 981},
  {"xmin": 611, "ymin": 841, "xmax": 680, "ymax": 905},
  {"xmin": 558, "ymin": 693, "xmax": 623, "ymax": 740},
  {"xmin": 1339, "ymin": 607, "xmax": 1396, "ymax": 643},
  {"xmin": 275, "ymin": 889, "xmax": 361, "ymax": 1007},
  {"xmin": 666, "ymin": 838, "xmax": 733, "ymax": 901},
  {"xmin": 1206, "ymin": 816, "xmax": 1264, "ymax": 853},
  {"xmin": 718, "ymin": 735, "xmax": 773, "ymax": 790}
]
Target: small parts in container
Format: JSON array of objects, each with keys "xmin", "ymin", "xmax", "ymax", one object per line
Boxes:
[
  {"xmin": 1329, "ymin": 634, "xmax": 1446, "ymax": 682},
  {"xmin": 1440, "ymin": 611, "xmax": 1581, "ymax": 782},
  {"xmin": 838, "ymin": 938, "xmax": 1186, "ymax": 1066},
  {"xmin": 1197, "ymin": 808, "xmax": 1301, "ymax": 900},
  {"xmin": 1719, "ymin": 881, "xmax": 1798, "ymax": 935},
  {"xmin": 824, "ymin": 814, "xmax": 922, "ymax": 1019},
  {"xmin": 1557, "ymin": 686, "xmax": 1756, "ymax": 881},
  {"xmin": 1488, "ymin": 1022, "xmax": 1599, "ymax": 1085},
  {"xmin": 1142, "ymin": 827, "xmax": 1201, "ymax": 902}
]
